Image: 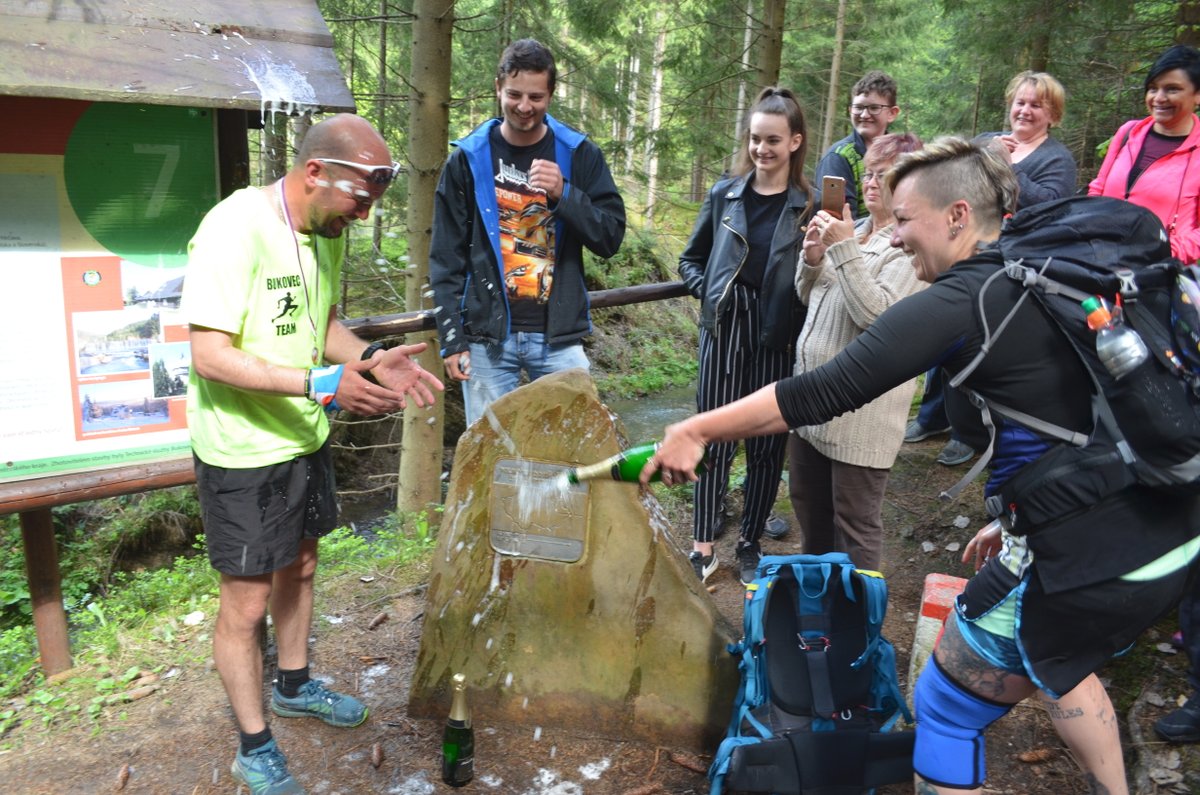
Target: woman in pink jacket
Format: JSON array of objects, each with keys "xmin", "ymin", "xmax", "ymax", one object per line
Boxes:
[
  {"xmin": 1089, "ymin": 44, "xmax": 1200, "ymax": 264},
  {"xmin": 1099, "ymin": 44, "xmax": 1200, "ymax": 748}
]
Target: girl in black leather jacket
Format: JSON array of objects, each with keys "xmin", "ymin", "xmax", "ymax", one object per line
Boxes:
[{"xmin": 676, "ymin": 86, "xmax": 812, "ymax": 586}]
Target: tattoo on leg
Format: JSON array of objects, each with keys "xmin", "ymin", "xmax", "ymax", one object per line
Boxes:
[
  {"xmin": 934, "ymin": 617, "xmax": 1031, "ymax": 702},
  {"xmin": 1084, "ymin": 773, "xmax": 1111, "ymax": 795},
  {"xmin": 1044, "ymin": 700, "xmax": 1084, "ymax": 720}
]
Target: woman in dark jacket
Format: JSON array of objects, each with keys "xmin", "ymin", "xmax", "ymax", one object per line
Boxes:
[{"xmin": 677, "ymin": 86, "xmax": 811, "ymax": 586}]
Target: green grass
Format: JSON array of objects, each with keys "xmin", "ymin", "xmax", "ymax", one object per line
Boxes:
[
  {"xmin": 589, "ymin": 298, "xmax": 699, "ymax": 398},
  {"xmin": 0, "ymin": 508, "xmax": 436, "ymax": 739},
  {"xmin": 0, "ymin": 489, "xmax": 204, "ymax": 631}
]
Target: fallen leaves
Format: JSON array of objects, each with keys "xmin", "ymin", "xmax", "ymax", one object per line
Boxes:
[
  {"xmin": 1017, "ymin": 747, "xmax": 1053, "ymax": 763},
  {"xmin": 668, "ymin": 751, "xmax": 707, "ymax": 774},
  {"xmin": 119, "ymin": 684, "xmax": 160, "ymax": 702}
]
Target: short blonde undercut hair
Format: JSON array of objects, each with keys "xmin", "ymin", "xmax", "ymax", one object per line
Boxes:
[{"xmin": 886, "ymin": 136, "xmax": 1018, "ymax": 235}]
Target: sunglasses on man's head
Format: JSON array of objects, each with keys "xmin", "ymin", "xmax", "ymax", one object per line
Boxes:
[{"xmin": 315, "ymin": 158, "xmax": 402, "ymax": 186}]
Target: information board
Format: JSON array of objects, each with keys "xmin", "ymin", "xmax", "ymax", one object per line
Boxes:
[{"xmin": 0, "ymin": 98, "xmax": 218, "ymax": 483}]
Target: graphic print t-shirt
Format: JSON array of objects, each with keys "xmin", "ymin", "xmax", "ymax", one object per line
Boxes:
[{"xmin": 490, "ymin": 125, "xmax": 557, "ymax": 331}]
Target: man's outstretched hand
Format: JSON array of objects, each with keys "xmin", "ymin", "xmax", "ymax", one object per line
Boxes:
[{"xmin": 367, "ymin": 342, "xmax": 444, "ymax": 409}]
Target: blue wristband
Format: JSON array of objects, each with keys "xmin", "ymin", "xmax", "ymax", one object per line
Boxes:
[{"xmin": 308, "ymin": 364, "xmax": 344, "ymax": 412}]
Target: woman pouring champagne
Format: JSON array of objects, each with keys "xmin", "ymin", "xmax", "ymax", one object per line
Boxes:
[{"xmin": 645, "ymin": 138, "xmax": 1200, "ymax": 795}]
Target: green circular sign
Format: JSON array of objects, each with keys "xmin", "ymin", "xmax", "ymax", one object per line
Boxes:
[{"xmin": 64, "ymin": 103, "xmax": 219, "ymax": 267}]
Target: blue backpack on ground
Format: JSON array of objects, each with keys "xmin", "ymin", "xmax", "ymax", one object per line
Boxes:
[{"xmin": 709, "ymin": 553, "xmax": 914, "ymax": 794}]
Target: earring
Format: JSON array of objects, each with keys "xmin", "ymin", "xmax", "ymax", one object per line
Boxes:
[{"xmin": 950, "ymin": 225, "xmax": 959, "ymax": 239}]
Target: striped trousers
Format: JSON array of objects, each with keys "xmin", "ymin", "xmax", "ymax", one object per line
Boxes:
[{"xmin": 693, "ymin": 283, "xmax": 793, "ymax": 544}]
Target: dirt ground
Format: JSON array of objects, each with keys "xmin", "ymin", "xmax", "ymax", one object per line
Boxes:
[{"xmin": 1, "ymin": 434, "xmax": 1198, "ymax": 794}]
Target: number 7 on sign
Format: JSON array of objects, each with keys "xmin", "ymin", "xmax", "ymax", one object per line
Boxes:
[{"xmin": 132, "ymin": 144, "xmax": 180, "ymax": 219}]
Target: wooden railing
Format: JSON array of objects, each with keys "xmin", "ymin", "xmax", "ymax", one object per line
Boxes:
[{"xmin": 0, "ymin": 281, "xmax": 692, "ymax": 674}]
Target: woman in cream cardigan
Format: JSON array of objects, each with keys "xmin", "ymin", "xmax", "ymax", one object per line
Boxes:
[{"xmin": 788, "ymin": 132, "xmax": 924, "ymax": 570}]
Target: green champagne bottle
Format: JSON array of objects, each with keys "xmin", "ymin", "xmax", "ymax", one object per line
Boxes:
[
  {"xmin": 441, "ymin": 673, "xmax": 474, "ymax": 786},
  {"xmin": 564, "ymin": 442, "xmax": 705, "ymax": 484}
]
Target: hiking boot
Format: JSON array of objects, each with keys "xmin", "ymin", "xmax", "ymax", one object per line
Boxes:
[
  {"xmin": 689, "ymin": 550, "xmax": 718, "ymax": 583},
  {"xmin": 936, "ymin": 439, "xmax": 976, "ymax": 467},
  {"xmin": 735, "ymin": 540, "xmax": 762, "ymax": 586},
  {"xmin": 231, "ymin": 739, "xmax": 305, "ymax": 795},
  {"xmin": 271, "ymin": 680, "xmax": 368, "ymax": 728},
  {"xmin": 1155, "ymin": 695, "xmax": 1200, "ymax": 743},
  {"xmin": 904, "ymin": 419, "xmax": 950, "ymax": 443},
  {"xmin": 763, "ymin": 512, "xmax": 790, "ymax": 540}
]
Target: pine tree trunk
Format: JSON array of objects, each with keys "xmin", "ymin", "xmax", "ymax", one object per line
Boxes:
[
  {"xmin": 1180, "ymin": 0, "xmax": 1200, "ymax": 46},
  {"xmin": 731, "ymin": 0, "xmax": 755, "ymax": 172},
  {"xmin": 644, "ymin": 19, "xmax": 667, "ymax": 224},
  {"xmin": 624, "ymin": 22, "xmax": 642, "ymax": 175},
  {"xmin": 373, "ymin": 0, "xmax": 388, "ymax": 256},
  {"xmin": 755, "ymin": 0, "xmax": 786, "ymax": 90},
  {"xmin": 820, "ymin": 0, "xmax": 847, "ymax": 154},
  {"xmin": 397, "ymin": 0, "xmax": 454, "ymax": 516},
  {"xmin": 262, "ymin": 112, "xmax": 288, "ymax": 183}
]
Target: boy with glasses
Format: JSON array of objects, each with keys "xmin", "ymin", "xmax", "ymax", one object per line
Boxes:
[
  {"xmin": 429, "ymin": 38, "xmax": 626, "ymax": 428},
  {"xmin": 814, "ymin": 70, "xmax": 901, "ymax": 220}
]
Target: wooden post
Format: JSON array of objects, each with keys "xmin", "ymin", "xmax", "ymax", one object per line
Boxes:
[{"xmin": 19, "ymin": 509, "xmax": 71, "ymax": 676}]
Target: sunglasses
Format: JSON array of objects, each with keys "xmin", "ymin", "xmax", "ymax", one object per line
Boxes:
[{"xmin": 315, "ymin": 158, "xmax": 401, "ymax": 186}]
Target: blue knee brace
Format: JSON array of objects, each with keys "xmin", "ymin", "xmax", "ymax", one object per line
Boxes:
[{"xmin": 913, "ymin": 658, "xmax": 1013, "ymax": 789}]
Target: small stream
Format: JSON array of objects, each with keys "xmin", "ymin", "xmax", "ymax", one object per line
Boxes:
[{"xmin": 601, "ymin": 383, "xmax": 696, "ymax": 444}]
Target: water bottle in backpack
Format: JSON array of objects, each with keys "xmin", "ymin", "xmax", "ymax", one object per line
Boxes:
[{"xmin": 1082, "ymin": 296, "xmax": 1148, "ymax": 379}]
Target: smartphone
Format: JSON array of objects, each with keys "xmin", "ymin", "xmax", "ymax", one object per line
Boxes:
[{"xmin": 821, "ymin": 176, "xmax": 846, "ymax": 218}]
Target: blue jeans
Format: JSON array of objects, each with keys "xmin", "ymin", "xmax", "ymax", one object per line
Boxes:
[
  {"xmin": 918, "ymin": 366, "xmax": 988, "ymax": 449},
  {"xmin": 916, "ymin": 367, "xmax": 949, "ymax": 430},
  {"xmin": 462, "ymin": 333, "xmax": 589, "ymax": 427}
]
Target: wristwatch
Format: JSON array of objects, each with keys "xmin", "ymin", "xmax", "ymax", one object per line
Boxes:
[{"xmin": 361, "ymin": 341, "xmax": 387, "ymax": 385}]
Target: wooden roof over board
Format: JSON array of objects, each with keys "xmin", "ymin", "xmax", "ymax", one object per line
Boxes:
[{"xmin": 0, "ymin": 0, "xmax": 356, "ymax": 113}]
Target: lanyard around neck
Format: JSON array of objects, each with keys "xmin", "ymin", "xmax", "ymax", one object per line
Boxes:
[{"xmin": 277, "ymin": 181, "xmax": 321, "ymax": 365}]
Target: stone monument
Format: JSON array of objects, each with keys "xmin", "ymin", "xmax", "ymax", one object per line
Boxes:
[{"xmin": 408, "ymin": 369, "xmax": 739, "ymax": 749}]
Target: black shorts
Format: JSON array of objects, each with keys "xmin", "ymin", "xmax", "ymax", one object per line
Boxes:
[
  {"xmin": 195, "ymin": 441, "xmax": 339, "ymax": 576},
  {"xmin": 961, "ymin": 486, "xmax": 1200, "ymax": 696}
]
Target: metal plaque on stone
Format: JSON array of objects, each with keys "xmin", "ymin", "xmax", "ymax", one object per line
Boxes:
[{"xmin": 490, "ymin": 459, "xmax": 588, "ymax": 563}]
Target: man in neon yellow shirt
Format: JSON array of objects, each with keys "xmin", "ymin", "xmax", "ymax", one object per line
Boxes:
[{"xmin": 183, "ymin": 113, "xmax": 442, "ymax": 795}]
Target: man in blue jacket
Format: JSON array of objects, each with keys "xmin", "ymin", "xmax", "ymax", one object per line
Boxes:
[{"xmin": 429, "ymin": 38, "xmax": 626, "ymax": 427}]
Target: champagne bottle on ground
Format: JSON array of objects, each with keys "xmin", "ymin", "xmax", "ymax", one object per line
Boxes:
[
  {"xmin": 564, "ymin": 442, "xmax": 707, "ymax": 485},
  {"xmin": 442, "ymin": 672, "xmax": 474, "ymax": 786}
]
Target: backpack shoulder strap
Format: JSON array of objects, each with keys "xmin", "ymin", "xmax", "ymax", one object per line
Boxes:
[
  {"xmin": 732, "ymin": 577, "xmax": 774, "ymax": 738},
  {"xmin": 792, "ymin": 561, "xmax": 841, "ymax": 718},
  {"xmin": 846, "ymin": 567, "xmax": 888, "ymax": 669},
  {"xmin": 871, "ymin": 639, "xmax": 914, "ymax": 725},
  {"xmin": 939, "ymin": 256, "xmax": 1104, "ymax": 502},
  {"xmin": 937, "ymin": 259, "xmax": 1032, "ymax": 501},
  {"xmin": 947, "ymin": 258, "xmax": 1046, "ymax": 391}
]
